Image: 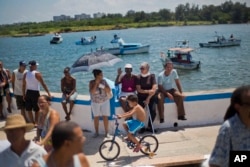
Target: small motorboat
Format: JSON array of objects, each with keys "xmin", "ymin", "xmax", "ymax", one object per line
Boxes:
[
  {"xmin": 199, "ymin": 33, "xmax": 241, "ymax": 48},
  {"xmin": 160, "ymin": 40, "xmax": 200, "ymax": 70},
  {"xmin": 75, "ymin": 36, "xmax": 96, "ymax": 45},
  {"xmin": 102, "ymin": 34, "xmax": 150, "ymax": 55},
  {"xmin": 50, "ymin": 33, "xmax": 63, "ymax": 44}
]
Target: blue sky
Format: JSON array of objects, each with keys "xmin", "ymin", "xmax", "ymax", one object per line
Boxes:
[{"xmin": 0, "ymin": 0, "xmax": 249, "ymax": 24}]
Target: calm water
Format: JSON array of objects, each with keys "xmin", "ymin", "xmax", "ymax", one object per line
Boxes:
[{"xmin": 0, "ymin": 24, "xmax": 250, "ymax": 94}]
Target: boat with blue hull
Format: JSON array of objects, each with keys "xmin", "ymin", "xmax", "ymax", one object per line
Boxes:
[
  {"xmin": 102, "ymin": 34, "xmax": 150, "ymax": 55},
  {"xmin": 75, "ymin": 36, "xmax": 96, "ymax": 45}
]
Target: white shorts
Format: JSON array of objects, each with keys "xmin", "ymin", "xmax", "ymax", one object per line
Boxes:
[{"xmin": 91, "ymin": 100, "xmax": 110, "ymax": 117}]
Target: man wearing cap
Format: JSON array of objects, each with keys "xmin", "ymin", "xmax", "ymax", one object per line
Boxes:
[
  {"xmin": 0, "ymin": 114, "xmax": 46, "ymax": 167},
  {"xmin": 23, "ymin": 60, "xmax": 51, "ymax": 126},
  {"xmin": 12, "ymin": 61, "xmax": 28, "ymax": 121},
  {"xmin": 115, "ymin": 64, "xmax": 137, "ymax": 114}
]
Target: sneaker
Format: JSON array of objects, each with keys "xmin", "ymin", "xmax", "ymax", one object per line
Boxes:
[{"xmin": 92, "ymin": 133, "xmax": 99, "ymax": 138}]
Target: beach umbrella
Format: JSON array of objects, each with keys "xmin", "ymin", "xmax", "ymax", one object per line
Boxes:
[{"xmin": 70, "ymin": 51, "xmax": 122, "ymax": 74}]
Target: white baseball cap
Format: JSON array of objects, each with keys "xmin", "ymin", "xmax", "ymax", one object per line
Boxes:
[{"xmin": 124, "ymin": 64, "xmax": 132, "ymax": 68}]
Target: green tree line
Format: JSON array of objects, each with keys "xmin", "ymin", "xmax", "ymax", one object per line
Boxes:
[{"xmin": 0, "ymin": 1, "xmax": 249, "ymax": 36}]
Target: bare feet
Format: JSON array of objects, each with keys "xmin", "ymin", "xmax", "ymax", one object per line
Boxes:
[{"xmin": 133, "ymin": 144, "xmax": 141, "ymax": 153}]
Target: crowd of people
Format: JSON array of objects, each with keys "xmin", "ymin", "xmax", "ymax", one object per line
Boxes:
[
  {"xmin": 1, "ymin": 58, "xmax": 249, "ymax": 166},
  {"xmin": 1, "ymin": 59, "xmax": 90, "ymax": 166},
  {"xmin": 0, "ymin": 59, "xmax": 187, "ymax": 136}
]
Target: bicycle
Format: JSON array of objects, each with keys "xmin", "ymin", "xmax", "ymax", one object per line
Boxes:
[{"xmin": 99, "ymin": 115, "xmax": 159, "ymax": 161}]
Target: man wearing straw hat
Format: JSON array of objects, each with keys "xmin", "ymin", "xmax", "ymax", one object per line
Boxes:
[{"xmin": 0, "ymin": 114, "xmax": 46, "ymax": 167}]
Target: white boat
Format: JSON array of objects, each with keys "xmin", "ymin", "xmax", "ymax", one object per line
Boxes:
[
  {"xmin": 75, "ymin": 36, "xmax": 96, "ymax": 45},
  {"xmin": 199, "ymin": 34, "xmax": 241, "ymax": 48},
  {"xmin": 103, "ymin": 34, "xmax": 150, "ymax": 55},
  {"xmin": 50, "ymin": 33, "xmax": 63, "ymax": 44},
  {"xmin": 161, "ymin": 40, "xmax": 200, "ymax": 70}
]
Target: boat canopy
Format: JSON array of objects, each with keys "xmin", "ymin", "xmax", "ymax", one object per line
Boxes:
[{"xmin": 168, "ymin": 47, "xmax": 194, "ymax": 53}]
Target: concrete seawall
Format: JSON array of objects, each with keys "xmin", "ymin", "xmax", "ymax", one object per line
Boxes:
[{"xmin": 1, "ymin": 88, "xmax": 233, "ymax": 134}]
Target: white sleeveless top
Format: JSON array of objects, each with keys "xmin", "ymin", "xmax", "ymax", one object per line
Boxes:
[
  {"xmin": 26, "ymin": 70, "xmax": 40, "ymax": 91},
  {"xmin": 13, "ymin": 69, "xmax": 27, "ymax": 95}
]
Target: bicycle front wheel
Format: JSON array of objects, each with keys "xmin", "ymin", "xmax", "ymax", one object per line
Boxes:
[
  {"xmin": 99, "ymin": 140, "xmax": 120, "ymax": 161},
  {"xmin": 139, "ymin": 135, "xmax": 159, "ymax": 155}
]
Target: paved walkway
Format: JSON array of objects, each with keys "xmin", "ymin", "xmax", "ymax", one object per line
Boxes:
[{"xmin": 0, "ymin": 120, "xmax": 220, "ymax": 167}]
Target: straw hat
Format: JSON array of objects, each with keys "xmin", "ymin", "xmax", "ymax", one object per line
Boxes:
[{"xmin": 0, "ymin": 114, "xmax": 34, "ymax": 132}]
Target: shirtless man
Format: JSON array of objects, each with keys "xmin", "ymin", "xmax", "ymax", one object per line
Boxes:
[{"xmin": 117, "ymin": 94, "xmax": 146, "ymax": 152}]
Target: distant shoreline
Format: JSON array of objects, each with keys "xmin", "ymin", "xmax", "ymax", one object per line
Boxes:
[
  {"xmin": 1, "ymin": 22, "xmax": 248, "ymax": 38},
  {"xmin": 1, "ymin": 21, "xmax": 216, "ymax": 38}
]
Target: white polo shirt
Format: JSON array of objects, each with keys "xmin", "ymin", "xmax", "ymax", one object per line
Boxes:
[{"xmin": 0, "ymin": 140, "xmax": 46, "ymax": 167}]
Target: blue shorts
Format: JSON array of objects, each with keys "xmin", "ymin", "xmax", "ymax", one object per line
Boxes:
[{"xmin": 126, "ymin": 119, "xmax": 144, "ymax": 134}]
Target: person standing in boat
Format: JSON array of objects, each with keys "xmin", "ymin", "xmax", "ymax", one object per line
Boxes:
[
  {"xmin": 187, "ymin": 52, "xmax": 192, "ymax": 63},
  {"xmin": 61, "ymin": 67, "xmax": 78, "ymax": 121},
  {"xmin": 157, "ymin": 60, "xmax": 187, "ymax": 122}
]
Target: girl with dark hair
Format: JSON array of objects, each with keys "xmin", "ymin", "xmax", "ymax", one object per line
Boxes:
[
  {"xmin": 209, "ymin": 85, "xmax": 250, "ymax": 167},
  {"xmin": 34, "ymin": 95, "xmax": 60, "ymax": 152}
]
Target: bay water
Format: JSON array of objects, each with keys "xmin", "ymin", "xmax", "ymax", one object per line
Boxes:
[{"xmin": 0, "ymin": 24, "xmax": 249, "ymax": 95}]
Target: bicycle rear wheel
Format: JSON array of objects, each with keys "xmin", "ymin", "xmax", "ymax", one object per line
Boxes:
[
  {"xmin": 139, "ymin": 135, "xmax": 159, "ymax": 155},
  {"xmin": 99, "ymin": 140, "xmax": 120, "ymax": 161}
]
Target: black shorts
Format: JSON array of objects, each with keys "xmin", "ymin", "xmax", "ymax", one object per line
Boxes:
[
  {"xmin": 15, "ymin": 95, "xmax": 25, "ymax": 110},
  {"xmin": 0, "ymin": 95, "xmax": 2, "ymax": 103},
  {"xmin": 25, "ymin": 90, "xmax": 40, "ymax": 112}
]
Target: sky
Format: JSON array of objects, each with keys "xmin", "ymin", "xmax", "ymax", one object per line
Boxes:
[{"xmin": 0, "ymin": 0, "xmax": 249, "ymax": 25}]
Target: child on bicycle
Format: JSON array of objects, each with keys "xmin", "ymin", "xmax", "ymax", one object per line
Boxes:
[{"xmin": 117, "ymin": 94, "xmax": 146, "ymax": 152}]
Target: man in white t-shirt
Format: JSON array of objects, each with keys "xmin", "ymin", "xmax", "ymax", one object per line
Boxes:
[
  {"xmin": 157, "ymin": 61, "xmax": 187, "ymax": 122},
  {"xmin": 0, "ymin": 114, "xmax": 46, "ymax": 167},
  {"xmin": 12, "ymin": 61, "xmax": 28, "ymax": 121}
]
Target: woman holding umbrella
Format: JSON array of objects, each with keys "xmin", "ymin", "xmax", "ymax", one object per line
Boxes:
[{"xmin": 89, "ymin": 69, "xmax": 111, "ymax": 138}]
